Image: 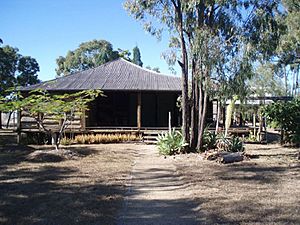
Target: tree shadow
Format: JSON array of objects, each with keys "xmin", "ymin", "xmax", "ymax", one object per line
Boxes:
[
  {"xmin": 0, "ymin": 163, "xmax": 125, "ymax": 225},
  {"xmin": 213, "ymin": 162, "xmax": 300, "ymax": 184}
]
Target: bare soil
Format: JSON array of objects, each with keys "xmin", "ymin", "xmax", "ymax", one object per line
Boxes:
[
  {"xmin": 0, "ymin": 143, "xmax": 139, "ymax": 225},
  {"xmin": 173, "ymin": 144, "xmax": 300, "ymax": 224},
  {"xmin": 0, "ymin": 143, "xmax": 299, "ymax": 225}
]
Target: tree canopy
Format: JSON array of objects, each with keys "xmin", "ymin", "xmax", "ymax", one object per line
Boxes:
[
  {"xmin": 125, "ymin": 0, "xmax": 285, "ymax": 150},
  {"xmin": 0, "ymin": 41, "xmax": 40, "ymax": 94},
  {"xmin": 0, "ymin": 89, "xmax": 102, "ymax": 149},
  {"xmin": 132, "ymin": 46, "xmax": 143, "ymax": 67},
  {"xmin": 55, "ymin": 39, "xmax": 120, "ymax": 76}
]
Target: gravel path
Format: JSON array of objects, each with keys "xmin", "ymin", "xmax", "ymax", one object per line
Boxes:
[{"xmin": 117, "ymin": 145, "xmax": 199, "ymax": 225}]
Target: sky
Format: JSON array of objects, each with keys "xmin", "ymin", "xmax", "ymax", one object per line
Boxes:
[{"xmin": 0, "ymin": 0, "xmax": 179, "ymax": 81}]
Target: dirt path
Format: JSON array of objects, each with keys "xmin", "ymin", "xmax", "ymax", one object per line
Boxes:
[{"xmin": 117, "ymin": 145, "xmax": 199, "ymax": 225}]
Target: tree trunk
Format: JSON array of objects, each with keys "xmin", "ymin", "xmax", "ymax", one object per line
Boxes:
[
  {"xmin": 0, "ymin": 111, "xmax": 2, "ymax": 129},
  {"xmin": 6, "ymin": 111, "xmax": 13, "ymax": 128},
  {"xmin": 198, "ymin": 88, "xmax": 208, "ymax": 149},
  {"xmin": 215, "ymin": 100, "xmax": 221, "ymax": 133},
  {"xmin": 190, "ymin": 60, "xmax": 198, "ymax": 149},
  {"xmin": 196, "ymin": 78, "xmax": 204, "ymax": 149},
  {"xmin": 177, "ymin": 3, "xmax": 190, "ymax": 146}
]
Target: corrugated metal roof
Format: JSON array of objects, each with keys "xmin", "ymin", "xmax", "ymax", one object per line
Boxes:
[{"xmin": 21, "ymin": 58, "xmax": 181, "ymax": 92}]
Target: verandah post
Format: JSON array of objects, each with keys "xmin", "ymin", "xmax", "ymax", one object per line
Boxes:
[{"xmin": 137, "ymin": 92, "xmax": 142, "ymax": 130}]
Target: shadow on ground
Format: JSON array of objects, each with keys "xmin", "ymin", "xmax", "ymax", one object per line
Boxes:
[{"xmin": 0, "ymin": 145, "xmax": 128, "ymax": 225}]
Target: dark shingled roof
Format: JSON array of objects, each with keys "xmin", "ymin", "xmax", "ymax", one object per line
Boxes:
[{"xmin": 21, "ymin": 58, "xmax": 181, "ymax": 92}]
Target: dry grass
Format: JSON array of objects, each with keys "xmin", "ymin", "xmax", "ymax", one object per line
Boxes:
[
  {"xmin": 0, "ymin": 143, "xmax": 138, "ymax": 225},
  {"xmin": 174, "ymin": 143, "xmax": 300, "ymax": 224},
  {"xmin": 0, "ymin": 142, "xmax": 299, "ymax": 225}
]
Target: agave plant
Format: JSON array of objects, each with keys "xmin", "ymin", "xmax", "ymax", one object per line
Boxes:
[
  {"xmin": 156, "ymin": 128, "xmax": 188, "ymax": 155},
  {"xmin": 229, "ymin": 136, "xmax": 244, "ymax": 152},
  {"xmin": 201, "ymin": 128, "xmax": 217, "ymax": 151}
]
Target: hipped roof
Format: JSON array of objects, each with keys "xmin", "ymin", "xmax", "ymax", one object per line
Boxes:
[{"xmin": 21, "ymin": 58, "xmax": 181, "ymax": 92}]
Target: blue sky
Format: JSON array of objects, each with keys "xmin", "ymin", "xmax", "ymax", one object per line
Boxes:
[{"xmin": 0, "ymin": 0, "xmax": 178, "ymax": 81}]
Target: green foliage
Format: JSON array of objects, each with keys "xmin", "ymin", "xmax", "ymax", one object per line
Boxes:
[
  {"xmin": 263, "ymin": 98, "xmax": 300, "ymax": 145},
  {"xmin": 156, "ymin": 129, "xmax": 188, "ymax": 156},
  {"xmin": 16, "ymin": 56, "xmax": 40, "ymax": 86},
  {"xmin": 216, "ymin": 133, "xmax": 232, "ymax": 151},
  {"xmin": 216, "ymin": 133, "xmax": 244, "ymax": 152},
  {"xmin": 132, "ymin": 46, "xmax": 143, "ymax": 67},
  {"xmin": 0, "ymin": 89, "xmax": 102, "ymax": 149},
  {"xmin": 145, "ymin": 65, "xmax": 160, "ymax": 73},
  {"xmin": 230, "ymin": 136, "xmax": 245, "ymax": 152},
  {"xmin": 55, "ymin": 39, "xmax": 120, "ymax": 76},
  {"xmin": 249, "ymin": 63, "xmax": 285, "ymax": 97},
  {"xmin": 201, "ymin": 129, "xmax": 217, "ymax": 152},
  {"xmin": 125, "ymin": 0, "xmax": 281, "ymax": 150},
  {"xmin": 0, "ymin": 41, "xmax": 40, "ymax": 94}
]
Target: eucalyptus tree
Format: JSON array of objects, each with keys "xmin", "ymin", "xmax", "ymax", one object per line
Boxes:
[
  {"xmin": 125, "ymin": 0, "xmax": 282, "ymax": 150},
  {"xmin": 276, "ymin": 0, "xmax": 300, "ymax": 95}
]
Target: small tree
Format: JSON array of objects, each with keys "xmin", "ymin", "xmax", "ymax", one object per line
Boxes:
[
  {"xmin": 132, "ymin": 46, "xmax": 143, "ymax": 67},
  {"xmin": 0, "ymin": 89, "xmax": 102, "ymax": 150},
  {"xmin": 263, "ymin": 97, "xmax": 300, "ymax": 145}
]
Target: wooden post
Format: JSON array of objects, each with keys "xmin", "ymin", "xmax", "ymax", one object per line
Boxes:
[
  {"xmin": 253, "ymin": 113, "xmax": 256, "ymax": 138},
  {"xmin": 16, "ymin": 110, "xmax": 21, "ymax": 144},
  {"xmin": 81, "ymin": 110, "xmax": 86, "ymax": 130},
  {"xmin": 168, "ymin": 111, "xmax": 172, "ymax": 132},
  {"xmin": 137, "ymin": 92, "xmax": 142, "ymax": 129}
]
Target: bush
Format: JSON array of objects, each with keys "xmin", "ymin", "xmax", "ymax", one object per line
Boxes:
[
  {"xmin": 216, "ymin": 133, "xmax": 244, "ymax": 152},
  {"xmin": 156, "ymin": 128, "xmax": 188, "ymax": 155},
  {"xmin": 263, "ymin": 98, "xmax": 300, "ymax": 146},
  {"xmin": 230, "ymin": 136, "xmax": 244, "ymax": 152},
  {"xmin": 60, "ymin": 137, "xmax": 73, "ymax": 145},
  {"xmin": 216, "ymin": 133, "xmax": 232, "ymax": 151},
  {"xmin": 201, "ymin": 129, "xmax": 217, "ymax": 151}
]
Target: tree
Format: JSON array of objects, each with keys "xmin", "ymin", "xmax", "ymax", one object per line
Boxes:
[
  {"xmin": 276, "ymin": 0, "xmax": 300, "ymax": 96},
  {"xmin": 263, "ymin": 97, "xmax": 300, "ymax": 145},
  {"xmin": 55, "ymin": 39, "xmax": 119, "ymax": 76},
  {"xmin": 0, "ymin": 45, "xmax": 18, "ymax": 95},
  {"xmin": 0, "ymin": 41, "xmax": 40, "ymax": 128},
  {"xmin": 249, "ymin": 63, "xmax": 286, "ymax": 97},
  {"xmin": 125, "ymin": 0, "xmax": 280, "ymax": 150},
  {"xmin": 132, "ymin": 46, "xmax": 143, "ymax": 67},
  {"xmin": 17, "ymin": 56, "xmax": 40, "ymax": 86},
  {"xmin": 0, "ymin": 89, "xmax": 102, "ymax": 150},
  {"xmin": 146, "ymin": 65, "xmax": 160, "ymax": 73}
]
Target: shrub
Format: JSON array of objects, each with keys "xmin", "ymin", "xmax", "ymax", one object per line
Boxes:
[
  {"xmin": 216, "ymin": 133, "xmax": 231, "ymax": 151},
  {"xmin": 229, "ymin": 136, "xmax": 244, "ymax": 152},
  {"xmin": 201, "ymin": 129, "xmax": 217, "ymax": 151},
  {"xmin": 262, "ymin": 98, "xmax": 300, "ymax": 146},
  {"xmin": 216, "ymin": 133, "xmax": 244, "ymax": 152},
  {"xmin": 156, "ymin": 128, "xmax": 188, "ymax": 155},
  {"xmin": 60, "ymin": 137, "xmax": 73, "ymax": 145}
]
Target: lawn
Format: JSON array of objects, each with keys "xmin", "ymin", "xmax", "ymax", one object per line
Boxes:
[{"xmin": 0, "ymin": 144, "xmax": 138, "ymax": 225}]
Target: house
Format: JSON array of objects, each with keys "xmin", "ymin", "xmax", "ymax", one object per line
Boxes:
[{"xmin": 20, "ymin": 58, "xmax": 183, "ymax": 133}]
